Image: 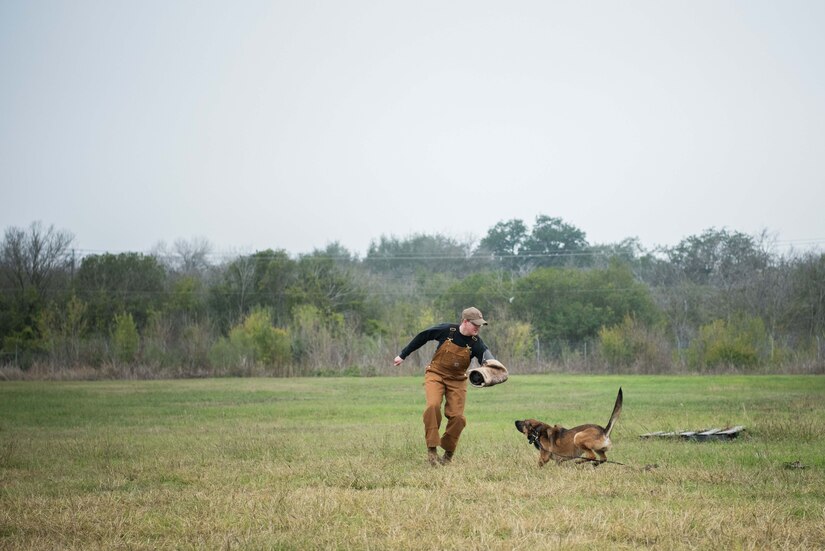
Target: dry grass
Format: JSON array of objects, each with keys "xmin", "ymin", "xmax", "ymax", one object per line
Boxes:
[{"xmin": 1, "ymin": 375, "xmax": 824, "ymax": 549}]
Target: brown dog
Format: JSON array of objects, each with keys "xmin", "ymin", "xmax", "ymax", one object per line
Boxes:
[{"xmin": 515, "ymin": 387, "xmax": 623, "ymax": 467}]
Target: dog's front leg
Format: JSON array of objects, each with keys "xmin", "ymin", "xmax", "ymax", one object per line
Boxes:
[{"xmin": 537, "ymin": 448, "xmax": 554, "ymax": 467}]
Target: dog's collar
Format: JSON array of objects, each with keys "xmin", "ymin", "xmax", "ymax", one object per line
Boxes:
[{"xmin": 528, "ymin": 427, "xmax": 543, "ymax": 451}]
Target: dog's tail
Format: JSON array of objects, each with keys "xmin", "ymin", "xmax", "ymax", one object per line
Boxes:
[{"xmin": 604, "ymin": 387, "xmax": 623, "ymax": 436}]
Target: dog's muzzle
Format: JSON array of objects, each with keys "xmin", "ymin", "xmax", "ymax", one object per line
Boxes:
[{"xmin": 515, "ymin": 421, "xmax": 543, "ymax": 451}]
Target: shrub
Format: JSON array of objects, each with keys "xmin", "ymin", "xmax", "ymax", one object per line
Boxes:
[
  {"xmin": 489, "ymin": 320, "xmax": 536, "ymax": 365},
  {"xmin": 208, "ymin": 308, "xmax": 290, "ymax": 371},
  {"xmin": 111, "ymin": 312, "xmax": 139, "ymax": 364},
  {"xmin": 598, "ymin": 315, "xmax": 671, "ymax": 372},
  {"xmin": 687, "ymin": 316, "xmax": 767, "ymax": 370}
]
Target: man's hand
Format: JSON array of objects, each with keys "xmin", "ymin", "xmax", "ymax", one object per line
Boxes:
[{"xmin": 393, "ymin": 356, "xmax": 404, "ymax": 366}]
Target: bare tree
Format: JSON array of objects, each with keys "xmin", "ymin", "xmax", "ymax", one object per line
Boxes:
[
  {"xmin": 152, "ymin": 237, "xmax": 213, "ymax": 275},
  {"xmin": 225, "ymin": 254, "xmax": 257, "ymax": 319},
  {"xmin": 1, "ymin": 221, "xmax": 75, "ymax": 299},
  {"xmin": 173, "ymin": 237, "xmax": 213, "ymax": 275}
]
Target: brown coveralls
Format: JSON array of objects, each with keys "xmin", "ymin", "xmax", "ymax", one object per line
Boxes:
[{"xmin": 423, "ymin": 331, "xmax": 473, "ymax": 452}]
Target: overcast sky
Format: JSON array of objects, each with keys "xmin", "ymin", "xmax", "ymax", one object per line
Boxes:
[{"xmin": 2, "ymin": 1, "xmax": 824, "ymax": 259}]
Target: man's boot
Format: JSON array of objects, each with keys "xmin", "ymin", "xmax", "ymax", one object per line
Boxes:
[
  {"xmin": 439, "ymin": 450, "xmax": 454, "ymax": 465},
  {"xmin": 427, "ymin": 447, "xmax": 438, "ymax": 466}
]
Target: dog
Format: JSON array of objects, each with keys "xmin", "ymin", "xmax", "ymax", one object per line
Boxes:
[{"xmin": 515, "ymin": 387, "xmax": 623, "ymax": 467}]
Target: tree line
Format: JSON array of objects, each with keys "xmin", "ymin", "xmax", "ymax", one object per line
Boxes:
[{"xmin": 1, "ymin": 217, "xmax": 823, "ymax": 378}]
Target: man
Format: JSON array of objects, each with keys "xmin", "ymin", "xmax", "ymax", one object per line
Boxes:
[{"xmin": 393, "ymin": 307, "xmax": 497, "ymax": 466}]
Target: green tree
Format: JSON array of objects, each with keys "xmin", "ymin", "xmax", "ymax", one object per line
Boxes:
[
  {"xmin": 651, "ymin": 228, "xmax": 774, "ymax": 349},
  {"xmin": 787, "ymin": 252, "xmax": 825, "ymax": 341},
  {"xmin": 290, "ymin": 249, "xmax": 368, "ymax": 327},
  {"xmin": 209, "ymin": 253, "xmax": 257, "ymax": 328},
  {"xmin": 167, "ymin": 275, "xmax": 205, "ymax": 320},
  {"xmin": 436, "ymin": 271, "xmax": 517, "ymax": 323},
  {"xmin": 476, "ymin": 219, "xmax": 528, "ymax": 272},
  {"xmin": 519, "ymin": 215, "xmax": 589, "ymax": 269},
  {"xmin": 513, "ymin": 261, "xmax": 659, "ymax": 346},
  {"xmin": 208, "ymin": 249, "xmax": 297, "ymax": 330},
  {"xmin": 38, "ymin": 293, "xmax": 88, "ymax": 366},
  {"xmin": 586, "ymin": 237, "xmax": 653, "ymax": 272},
  {"xmin": 74, "ymin": 253, "xmax": 166, "ymax": 332},
  {"xmin": 253, "ymin": 249, "xmax": 297, "ymax": 325},
  {"xmin": 666, "ymin": 228, "xmax": 770, "ymax": 287},
  {"xmin": 366, "ymin": 233, "xmax": 474, "ymax": 276}
]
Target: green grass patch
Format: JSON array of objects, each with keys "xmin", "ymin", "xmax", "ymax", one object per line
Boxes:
[{"xmin": 1, "ymin": 375, "xmax": 824, "ymax": 549}]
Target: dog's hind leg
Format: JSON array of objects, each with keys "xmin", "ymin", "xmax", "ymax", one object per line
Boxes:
[{"xmin": 577, "ymin": 449, "xmax": 601, "ymax": 465}]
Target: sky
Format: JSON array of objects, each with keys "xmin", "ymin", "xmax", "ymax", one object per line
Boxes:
[{"xmin": 2, "ymin": 1, "xmax": 824, "ymax": 259}]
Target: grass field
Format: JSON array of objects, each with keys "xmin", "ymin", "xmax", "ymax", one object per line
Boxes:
[{"xmin": 1, "ymin": 374, "xmax": 824, "ymax": 550}]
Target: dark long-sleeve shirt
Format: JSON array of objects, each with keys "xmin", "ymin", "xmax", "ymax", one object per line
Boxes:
[{"xmin": 399, "ymin": 323, "xmax": 495, "ymax": 365}]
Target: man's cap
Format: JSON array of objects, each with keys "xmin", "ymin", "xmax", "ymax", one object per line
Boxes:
[{"xmin": 462, "ymin": 307, "xmax": 488, "ymax": 326}]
